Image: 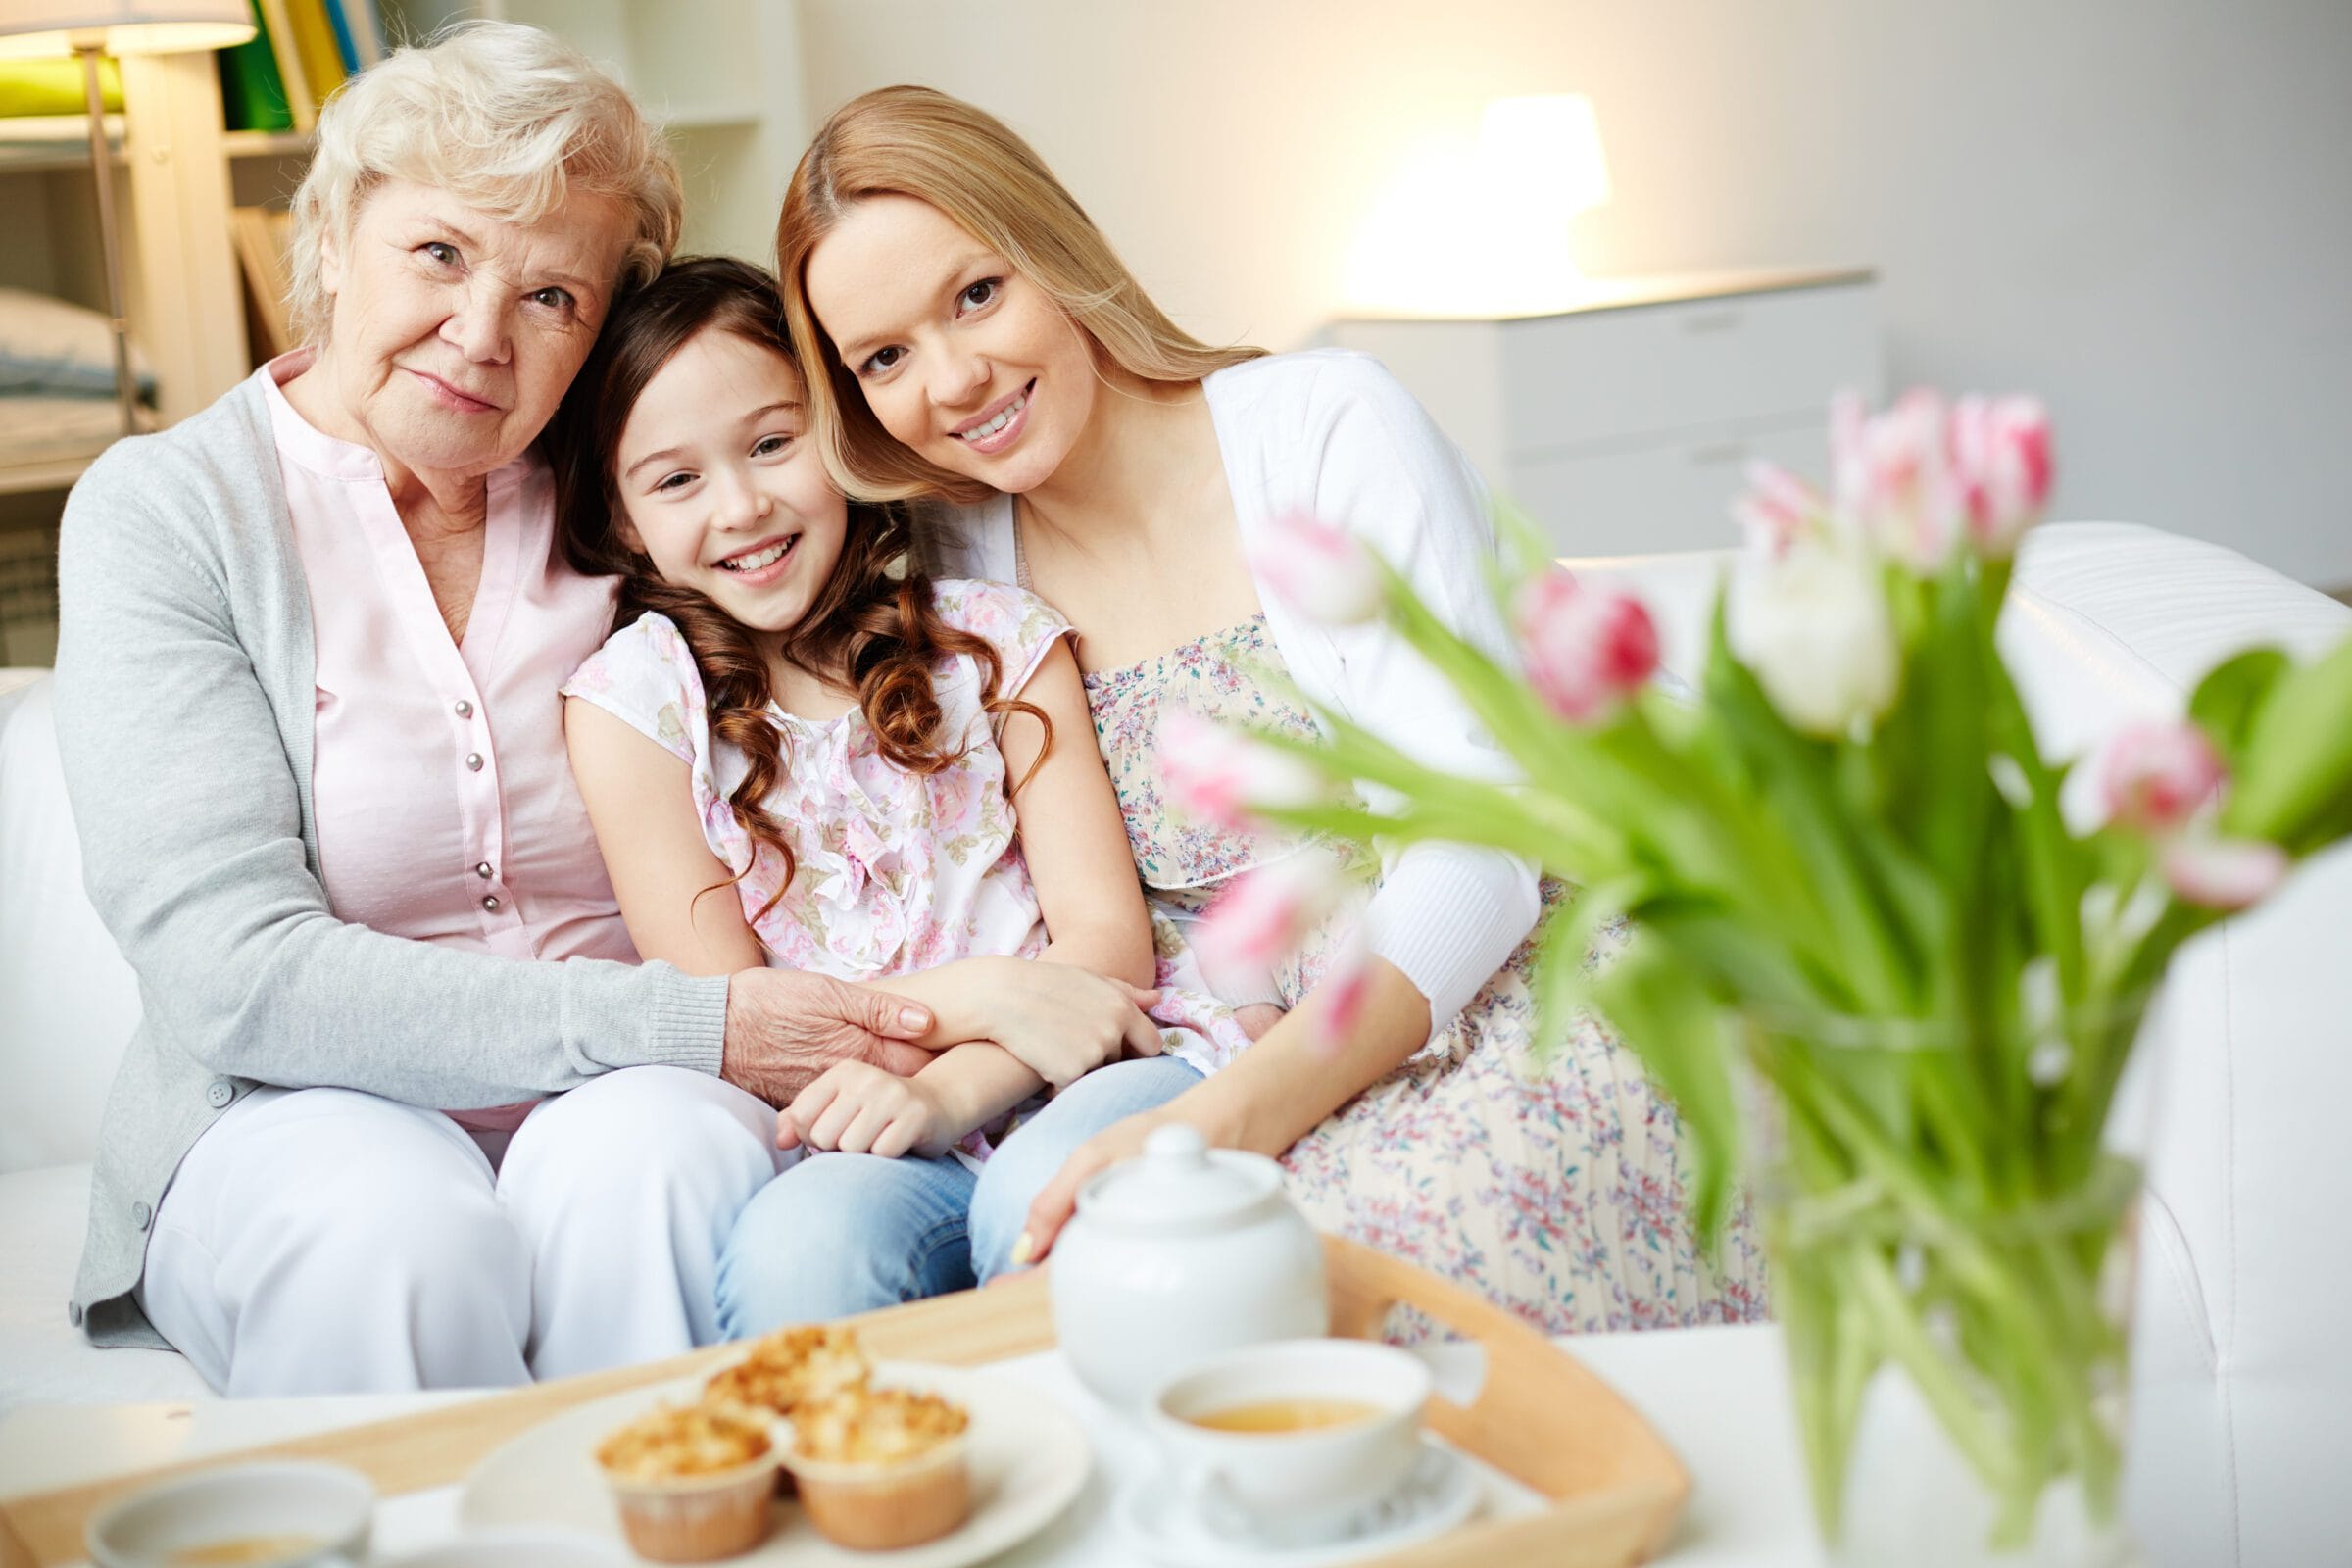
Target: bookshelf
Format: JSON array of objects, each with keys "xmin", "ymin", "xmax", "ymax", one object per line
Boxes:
[{"xmin": 475, "ymin": 0, "xmax": 811, "ymax": 264}]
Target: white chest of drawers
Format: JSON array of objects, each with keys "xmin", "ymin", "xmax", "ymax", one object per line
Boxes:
[{"xmin": 1320, "ymin": 269, "xmax": 1885, "ymax": 555}]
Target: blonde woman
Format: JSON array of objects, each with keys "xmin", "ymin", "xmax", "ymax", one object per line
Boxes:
[
  {"xmin": 48, "ymin": 34, "xmax": 1150, "ymax": 1395},
  {"xmin": 763, "ymin": 86, "xmax": 1770, "ymax": 1333}
]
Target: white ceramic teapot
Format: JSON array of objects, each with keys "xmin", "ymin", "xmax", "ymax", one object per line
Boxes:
[{"xmin": 1049, "ymin": 1124, "xmax": 1329, "ymax": 1410}]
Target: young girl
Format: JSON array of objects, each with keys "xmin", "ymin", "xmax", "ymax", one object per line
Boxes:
[{"xmin": 552, "ymin": 258, "xmax": 1250, "ymax": 1329}]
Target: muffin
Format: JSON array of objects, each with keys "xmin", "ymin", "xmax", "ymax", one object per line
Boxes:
[
  {"xmin": 595, "ymin": 1403, "xmax": 777, "ymax": 1562},
  {"xmin": 703, "ymin": 1325, "xmax": 871, "ymax": 1421},
  {"xmin": 781, "ymin": 1386, "xmax": 973, "ymax": 1550}
]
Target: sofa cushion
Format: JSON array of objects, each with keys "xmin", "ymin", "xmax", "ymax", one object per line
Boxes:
[
  {"xmin": 0, "ymin": 677, "xmax": 143, "ymax": 1174},
  {"xmin": 0, "ymin": 1163, "xmax": 210, "ymax": 1412}
]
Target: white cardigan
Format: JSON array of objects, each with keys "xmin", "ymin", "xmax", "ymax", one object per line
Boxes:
[{"xmin": 931, "ymin": 349, "xmax": 1542, "ymax": 1033}]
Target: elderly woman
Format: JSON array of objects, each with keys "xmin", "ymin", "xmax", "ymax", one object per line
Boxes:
[{"xmin": 49, "ymin": 24, "xmax": 1145, "ymax": 1396}]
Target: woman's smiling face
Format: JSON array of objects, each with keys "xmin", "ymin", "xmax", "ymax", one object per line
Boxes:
[
  {"xmin": 802, "ymin": 193, "xmax": 1101, "ymax": 495},
  {"xmin": 612, "ymin": 327, "xmax": 848, "ymax": 639}
]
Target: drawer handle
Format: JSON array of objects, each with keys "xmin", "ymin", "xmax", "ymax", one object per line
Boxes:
[
  {"xmin": 1689, "ymin": 443, "xmax": 1749, "ymax": 466},
  {"xmin": 1682, "ymin": 310, "xmax": 1743, "ymax": 334}
]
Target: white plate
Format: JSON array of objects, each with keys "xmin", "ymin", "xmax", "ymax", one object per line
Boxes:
[
  {"xmin": 462, "ymin": 1361, "xmax": 1089, "ymax": 1567},
  {"xmin": 1116, "ymin": 1438, "xmax": 1481, "ymax": 1568}
]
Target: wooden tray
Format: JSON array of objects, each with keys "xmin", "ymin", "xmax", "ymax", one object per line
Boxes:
[{"xmin": 0, "ymin": 1236, "xmax": 1688, "ymax": 1567}]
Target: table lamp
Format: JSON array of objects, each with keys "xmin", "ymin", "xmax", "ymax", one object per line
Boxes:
[
  {"xmin": 0, "ymin": 3, "xmax": 258, "ymax": 436},
  {"xmin": 1346, "ymin": 92, "xmax": 1615, "ymax": 318}
]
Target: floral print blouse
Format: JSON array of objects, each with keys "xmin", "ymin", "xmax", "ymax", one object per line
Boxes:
[{"xmin": 561, "ymin": 579, "xmax": 1251, "ymax": 1090}]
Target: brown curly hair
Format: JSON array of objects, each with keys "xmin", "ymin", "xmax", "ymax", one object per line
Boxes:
[{"xmin": 550, "ymin": 256, "xmax": 1048, "ymax": 930}]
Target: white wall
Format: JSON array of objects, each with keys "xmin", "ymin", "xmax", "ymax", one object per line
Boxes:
[{"xmin": 797, "ymin": 0, "xmax": 2352, "ymax": 587}]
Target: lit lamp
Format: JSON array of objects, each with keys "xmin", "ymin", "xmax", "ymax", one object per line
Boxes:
[
  {"xmin": 1346, "ymin": 92, "xmax": 1614, "ymax": 318},
  {"xmin": 0, "ymin": 3, "xmax": 258, "ymax": 436}
]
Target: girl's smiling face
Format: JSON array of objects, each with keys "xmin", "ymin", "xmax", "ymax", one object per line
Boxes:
[
  {"xmin": 803, "ymin": 193, "xmax": 1101, "ymax": 496},
  {"xmin": 612, "ymin": 327, "xmax": 849, "ymax": 641}
]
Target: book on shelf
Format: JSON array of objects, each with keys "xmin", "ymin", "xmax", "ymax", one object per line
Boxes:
[
  {"xmin": 218, "ymin": 0, "xmax": 294, "ymax": 132},
  {"xmin": 253, "ymin": 0, "xmax": 316, "ymax": 130},
  {"xmin": 324, "ymin": 0, "xmax": 386, "ymax": 74},
  {"xmin": 283, "ymin": 0, "xmax": 348, "ymax": 106}
]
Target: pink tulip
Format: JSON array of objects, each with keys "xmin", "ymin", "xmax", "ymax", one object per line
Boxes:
[
  {"xmin": 1159, "ymin": 708, "xmax": 1324, "ymax": 830},
  {"xmin": 1196, "ymin": 855, "xmax": 1339, "ymax": 976},
  {"xmin": 1849, "ymin": 389, "xmax": 1964, "ymax": 572},
  {"xmin": 1733, "ymin": 461, "xmax": 1828, "ymax": 558},
  {"xmin": 1311, "ymin": 935, "xmax": 1375, "ymax": 1055},
  {"xmin": 2161, "ymin": 834, "xmax": 2288, "ymax": 911},
  {"xmin": 1250, "ymin": 511, "xmax": 1385, "ymax": 625},
  {"xmin": 2099, "ymin": 720, "xmax": 2226, "ymax": 835},
  {"xmin": 1950, "ymin": 395, "xmax": 2053, "ymax": 556},
  {"xmin": 1513, "ymin": 566, "xmax": 1660, "ymax": 723}
]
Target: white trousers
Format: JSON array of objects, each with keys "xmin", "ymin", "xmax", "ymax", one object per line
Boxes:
[{"xmin": 136, "ymin": 1065, "xmax": 781, "ymax": 1396}]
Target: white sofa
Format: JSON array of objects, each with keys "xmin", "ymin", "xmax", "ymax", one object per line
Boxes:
[{"xmin": 2, "ymin": 523, "xmax": 2346, "ymax": 1565}]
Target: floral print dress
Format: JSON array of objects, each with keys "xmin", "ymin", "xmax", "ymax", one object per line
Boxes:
[
  {"xmin": 1085, "ymin": 614, "xmax": 1771, "ymax": 1335},
  {"xmin": 562, "ymin": 580, "xmax": 1256, "ymax": 1162}
]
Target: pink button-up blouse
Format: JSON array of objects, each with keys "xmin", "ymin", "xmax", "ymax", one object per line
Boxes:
[{"xmin": 262, "ymin": 352, "xmax": 637, "ymax": 1130}]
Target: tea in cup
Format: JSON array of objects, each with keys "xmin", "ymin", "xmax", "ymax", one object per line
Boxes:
[{"xmin": 1146, "ymin": 1339, "xmax": 1432, "ymax": 1545}]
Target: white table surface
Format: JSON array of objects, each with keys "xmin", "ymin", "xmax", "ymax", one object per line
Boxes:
[{"xmin": 0, "ymin": 1322, "xmax": 1822, "ymax": 1567}]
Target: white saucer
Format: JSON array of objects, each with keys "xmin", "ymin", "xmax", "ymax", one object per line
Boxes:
[{"xmin": 1116, "ymin": 1438, "xmax": 1481, "ymax": 1568}]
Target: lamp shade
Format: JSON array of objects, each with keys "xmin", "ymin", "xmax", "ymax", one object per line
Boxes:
[
  {"xmin": 1479, "ymin": 95, "xmax": 1612, "ymax": 219},
  {"xmin": 0, "ymin": 1, "xmax": 257, "ymax": 59}
]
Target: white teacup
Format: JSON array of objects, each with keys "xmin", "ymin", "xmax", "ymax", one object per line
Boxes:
[
  {"xmin": 84, "ymin": 1461, "xmax": 373, "ymax": 1568},
  {"xmin": 1145, "ymin": 1338, "xmax": 1432, "ymax": 1545}
]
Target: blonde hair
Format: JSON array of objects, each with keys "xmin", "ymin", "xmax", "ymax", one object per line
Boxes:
[
  {"xmin": 776, "ymin": 85, "xmax": 1263, "ymax": 505},
  {"xmin": 286, "ymin": 20, "xmax": 683, "ymax": 345}
]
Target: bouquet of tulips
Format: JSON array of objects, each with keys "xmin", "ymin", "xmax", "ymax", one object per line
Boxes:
[{"xmin": 1172, "ymin": 391, "xmax": 2352, "ymax": 1553}]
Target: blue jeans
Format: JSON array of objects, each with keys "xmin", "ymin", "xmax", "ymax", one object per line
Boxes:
[{"xmin": 714, "ymin": 1055, "xmax": 1205, "ymax": 1337}]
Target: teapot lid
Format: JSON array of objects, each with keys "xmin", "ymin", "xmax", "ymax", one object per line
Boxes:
[{"xmin": 1076, "ymin": 1124, "xmax": 1285, "ymax": 1233}]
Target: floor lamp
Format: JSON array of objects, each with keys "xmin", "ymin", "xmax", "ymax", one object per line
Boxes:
[{"xmin": 0, "ymin": 4, "xmax": 257, "ymax": 436}]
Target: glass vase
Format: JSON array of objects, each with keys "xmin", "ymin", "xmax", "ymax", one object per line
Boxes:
[{"xmin": 1743, "ymin": 997, "xmax": 2150, "ymax": 1567}]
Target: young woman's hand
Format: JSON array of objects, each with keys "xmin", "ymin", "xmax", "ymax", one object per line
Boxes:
[
  {"xmin": 1009, "ymin": 1106, "xmax": 1181, "ymax": 1265},
  {"xmin": 958, "ymin": 957, "xmax": 1167, "ymax": 1089},
  {"xmin": 778, "ymin": 1058, "xmax": 953, "ymax": 1158}
]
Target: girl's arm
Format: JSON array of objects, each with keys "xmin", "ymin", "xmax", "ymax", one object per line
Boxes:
[
  {"xmin": 781, "ymin": 1041, "xmax": 1044, "ymax": 1158},
  {"xmin": 564, "ymin": 697, "xmax": 766, "ymax": 977},
  {"xmin": 783, "ymin": 640, "xmax": 1159, "ymax": 1157},
  {"xmin": 993, "ymin": 638, "xmax": 1157, "ymax": 991},
  {"xmin": 569, "ymin": 686, "xmax": 1161, "ymax": 1087}
]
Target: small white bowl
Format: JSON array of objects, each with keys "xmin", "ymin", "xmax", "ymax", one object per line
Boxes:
[
  {"xmin": 375, "ymin": 1527, "xmax": 631, "ymax": 1567},
  {"xmin": 85, "ymin": 1460, "xmax": 373, "ymax": 1568}
]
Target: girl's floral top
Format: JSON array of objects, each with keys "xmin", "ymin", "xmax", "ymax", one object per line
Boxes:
[{"xmin": 562, "ymin": 580, "xmax": 1251, "ymax": 1120}]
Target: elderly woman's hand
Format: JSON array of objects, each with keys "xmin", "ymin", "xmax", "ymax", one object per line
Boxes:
[{"xmin": 719, "ymin": 968, "xmax": 936, "ymax": 1106}]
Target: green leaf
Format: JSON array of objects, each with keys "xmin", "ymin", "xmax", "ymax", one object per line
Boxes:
[
  {"xmin": 2224, "ymin": 635, "xmax": 2352, "ymax": 852},
  {"xmin": 2188, "ymin": 646, "xmax": 2291, "ymax": 759},
  {"xmin": 1591, "ymin": 936, "xmax": 1740, "ymax": 1247}
]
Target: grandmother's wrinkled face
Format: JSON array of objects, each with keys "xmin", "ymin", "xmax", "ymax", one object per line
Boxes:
[{"xmin": 315, "ymin": 179, "xmax": 629, "ymax": 481}]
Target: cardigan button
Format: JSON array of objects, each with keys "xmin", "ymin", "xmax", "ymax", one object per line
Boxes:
[
  {"xmin": 481, "ymin": 895, "xmax": 501, "ymax": 913},
  {"xmin": 454, "ymin": 699, "xmax": 473, "ymax": 718},
  {"xmin": 133, "ymin": 1200, "xmax": 153, "ymax": 1231},
  {"xmin": 205, "ymin": 1078, "xmax": 234, "ymax": 1109},
  {"xmin": 466, "ymin": 753, "xmax": 484, "ymax": 772},
  {"xmin": 475, "ymin": 861, "xmax": 494, "ymax": 879}
]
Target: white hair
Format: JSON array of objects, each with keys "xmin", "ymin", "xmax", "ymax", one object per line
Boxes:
[{"xmin": 285, "ymin": 20, "xmax": 682, "ymax": 344}]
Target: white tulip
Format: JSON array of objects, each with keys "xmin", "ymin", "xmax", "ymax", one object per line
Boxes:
[{"xmin": 1730, "ymin": 541, "xmax": 1900, "ymax": 738}]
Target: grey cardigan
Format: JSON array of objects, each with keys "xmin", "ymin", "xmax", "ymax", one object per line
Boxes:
[{"xmin": 52, "ymin": 374, "xmax": 730, "ymax": 1348}]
